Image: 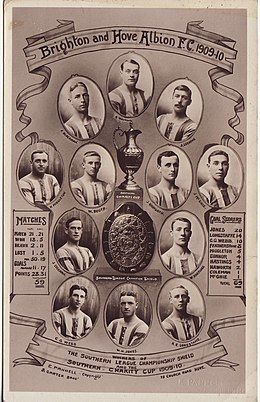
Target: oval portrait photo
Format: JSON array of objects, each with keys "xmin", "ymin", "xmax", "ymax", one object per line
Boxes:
[
  {"xmin": 107, "ymin": 51, "xmax": 153, "ymax": 118},
  {"xmin": 17, "ymin": 143, "xmax": 63, "ymax": 207},
  {"xmin": 69, "ymin": 143, "xmax": 116, "ymax": 208},
  {"xmin": 105, "ymin": 283, "xmax": 152, "ymax": 348},
  {"xmin": 52, "ymin": 276, "xmax": 99, "ymax": 340},
  {"xmin": 159, "ymin": 211, "xmax": 205, "ymax": 276},
  {"xmin": 146, "ymin": 145, "xmax": 192, "ymax": 210},
  {"xmin": 156, "ymin": 78, "xmax": 203, "ymax": 142},
  {"xmin": 69, "ymin": 143, "xmax": 116, "ymax": 207},
  {"xmin": 58, "ymin": 75, "xmax": 105, "ymax": 140},
  {"xmin": 197, "ymin": 145, "xmax": 243, "ymax": 209},
  {"xmin": 158, "ymin": 278, "xmax": 205, "ymax": 342},
  {"xmin": 53, "ymin": 208, "xmax": 99, "ymax": 275}
]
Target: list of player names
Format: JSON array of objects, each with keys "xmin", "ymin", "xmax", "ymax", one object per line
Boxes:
[{"xmin": 208, "ymin": 212, "xmax": 244, "ymax": 296}]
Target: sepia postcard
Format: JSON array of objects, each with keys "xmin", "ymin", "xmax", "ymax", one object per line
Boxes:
[{"xmin": 3, "ymin": 1, "xmax": 257, "ymax": 401}]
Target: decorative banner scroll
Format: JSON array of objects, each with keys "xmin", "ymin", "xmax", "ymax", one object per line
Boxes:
[
  {"xmin": 11, "ymin": 312, "xmax": 244, "ymax": 376},
  {"xmin": 16, "ymin": 20, "xmax": 244, "ymax": 146},
  {"xmin": 24, "ymin": 23, "xmax": 236, "ymax": 72},
  {"xmin": 186, "ymin": 21, "xmax": 245, "ymax": 146},
  {"xmin": 208, "ymin": 67, "xmax": 244, "ymax": 146},
  {"xmin": 15, "ymin": 66, "xmax": 51, "ymax": 143}
]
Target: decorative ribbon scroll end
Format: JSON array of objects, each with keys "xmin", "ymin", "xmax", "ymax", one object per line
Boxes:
[
  {"xmin": 10, "ymin": 293, "xmax": 15, "ymax": 303},
  {"xmin": 26, "ymin": 20, "xmax": 75, "ymax": 46},
  {"xmin": 187, "ymin": 21, "xmax": 236, "ymax": 48},
  {"xmin": 15, "ymin": 131, "xmax": 27, "ymax": 142},
  {"xmin": 15, "ymin": 66, "xmax": 52, "ymax": 141},
  {"xmin": 15, "ymin": 131, "xmax": 39, "ymax": 144},
  {"xmin": 208, "ymin": 67, "xmax": 245, "ymax": 145},
  {"xmin": 13, "ymin": 357, "xmax": 42, "ymax": 367},
  {"xmin": 10, "ymin": 312, "xmax": 47, "ymax": 337},
  {"xmin": 186, "ymin": 21, "xmax": 204, "ymax": 30},
  {"xmin": 208, "ymin": 359, "xmax": 239, "ymax": 371},
  {"xmin": 220, "ymin": 133, "xmax": 244, "ymax": 146},
  {"xmin": 57, "ymin": 19, "xmax": 74, "ymax": 25}
]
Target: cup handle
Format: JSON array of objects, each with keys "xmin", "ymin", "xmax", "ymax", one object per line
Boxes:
[{"xmin": 113, "ymin": 127, "xmax": 124, "ymax": 150}]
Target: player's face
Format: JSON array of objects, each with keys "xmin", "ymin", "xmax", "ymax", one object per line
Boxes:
[
  {"xmin": 120, "ymin": 62, "xmax": 140, "ymax": 87},
  {"xmin": 66, "ymin": 220, "xmax": 83, "ymax": 242},
  {"xmin": 120, "ymin": 295, "xmax": 138, "ymax": 318},
  {"xmin": 208, "ymin": 155, "xmax": 229, "ymax": 182},
  {"xmin": 158, "ymin": 156, "xmax": 179, "ymax": 182},
  {"xmin": 171, "ymin": 220, "xmax": 191, "ymax": 247},
  {"xmin": 82, "ymin": 155, "xmax": 101, "ymax": 178},
  {"xmin": 170, "ymin": 288, "xmax": 189, "ymax": 312},
  {"xmin": 172, "ymin": 89, "xmax": 191, "ymax": 113},
  {"xmin": 69, "ymin": 289, "xmax": 86, "ymax": 309},
  {"xmin": 31, "ymin": 152, "xmax": 48, "ymax": 175},
  {"xmin": 70, "ymin": 86, "xmax": 89, "ymax": 113}
]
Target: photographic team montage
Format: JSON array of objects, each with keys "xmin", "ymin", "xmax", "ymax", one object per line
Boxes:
[{"xmin": 17, "ymin": 51, "xmax": 243, "ymax": 349}]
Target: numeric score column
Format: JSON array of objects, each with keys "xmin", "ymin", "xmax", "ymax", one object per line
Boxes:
[
  {"xmin": 12, "ymin": 210, "xmax": 49, "ymax": 294},
  {"xmin": 208, "ymin": 212, "xmax": 245, "ymax": 297}
]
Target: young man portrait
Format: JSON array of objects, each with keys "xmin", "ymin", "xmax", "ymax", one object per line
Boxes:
[
  {"xmin": 148, "ymin": 150, "xmax": 189, "ymax": 209},
  {"xmin": 109, "ymin": 58, "xmax": 150, "ymax": 117},
  {"xmin": 199, "ymin": 150, "xmax": 239, "ymax": 208},
  {"xmin": 161, "ymin": 217, "xmax": 201, "ymax": 275},
  {"xmin": 107, "ymin": 291, "xmax": 149, "ymax": 347},
  {"xmin": 19, "ymin": 150, "xmax": 60, "ymax": 206},
  {"xmin": 64, "ymin": 81, "xmax": 102, "ymax": 139},
  {"xmin": 53, "ymin": 284, "xmax": 92, "ymax": 339},
  {"xmin": 56, "ymin": 217, "xmax": 95, "ymax": 274},
  {"xmin": 161, "ymin": 285, "xmax": 203, "ymax": 341},
  {"xmin": 71, "ymin": 150, "xmax": 112, "ymax": 207}
]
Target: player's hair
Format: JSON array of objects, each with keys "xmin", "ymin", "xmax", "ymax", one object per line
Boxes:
[
  {"xmin": 157, "ymin": 150, "xmax": 179, "ymax": 167},
  {"xmin": 170, "ymin": 217, "xmax": 191, "ymax": 231},
  {"xmin": 120, "ymin": 291, "xmax": 138, "ymax": 301},
  {"xmin": 208, "ymin": 150, "xmax": 229, "ymax": 164},
  {"xmin": 69, "ymin": 81, "xmax": 88, "ymax": 94},
  {"xmin": 173, "ymin": 85, "xmax": 192, "ymax": 99},
  {"xmin": 69, "ymin": 284, "xmax": 87, "ymax": 297},
  {"xmin": 31, "ymin": 150, "xmax": 49, "ymax": 162},
  {"xmin": 83, "ymin": 151, "xmax": 101, "ymax": 163},
  {"xmin": 170, "ymin": 285, "xmax": 189, "ymax": 296},
  {"xmin": 120, "ymin": 59, "xmax": 140, "ymax": 71},
  {"xmin": 65, "ymin": 217, "xmax": 82, "ymax": 229}
]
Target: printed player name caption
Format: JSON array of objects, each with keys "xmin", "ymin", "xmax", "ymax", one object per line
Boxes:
[
  {"xmin": 13, "ymin": 210, "xmax": 49, "ymax": 294},
  {"xmin": 208, "ymin": 212, "xmax": 244, "ymax": 296}
]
